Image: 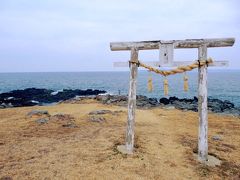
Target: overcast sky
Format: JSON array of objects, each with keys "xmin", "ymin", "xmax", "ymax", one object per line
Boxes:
[{"xmin": 0, "ymin": 0, "xmax": 239, "ymax": 72}]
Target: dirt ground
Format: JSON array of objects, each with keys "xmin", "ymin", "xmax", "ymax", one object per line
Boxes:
[{"xmin": 0, "ymin": 99, "xmax": 239, "ymax": 180}]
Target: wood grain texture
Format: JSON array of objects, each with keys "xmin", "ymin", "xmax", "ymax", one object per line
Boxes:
[
  {"xmin": 125, "ymin": 47, "xmax": 138, "ymax": 153},
  {"xmin": 110, "ymin": 38, "xmax": 235, "ymax": 51},
  {"xmin": 198, "ymin": 44, "xmax": 208, "ymax": 162}
]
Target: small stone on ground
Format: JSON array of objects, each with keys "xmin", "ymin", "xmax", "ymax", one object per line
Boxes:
[
  {"xmin": 117, "ymin": 145, "xmax": 133, "ymax": 155},
  {"xmin": 50, "ymin": 113, "xmax": 74, "ymax": 121},
  {"xmin": 89, "ymin": 110, "xmax": 112, "ymax": 115},
  {"xmin": 27, "ymin": 110, "xmax": 49, "ymax": 117},
  {"xmin": 35, "ymin": 118, "xmax": 49, "ymax": 124},
  {"xmin": 62, "ymin": 123, "xmax": 78, "ymax": 128},
  {"xmin": 194, "ymin": 154, "xmax": 221, "ymax": 167},
  {"xmin": 89, "ymin": 116, "xmax": 105, "ymax": 123},
  {"xmin": 212, "ymin": 135, "xmax": 222, "ymax": 141}
]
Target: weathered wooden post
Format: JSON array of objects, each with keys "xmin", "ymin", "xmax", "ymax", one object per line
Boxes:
[
  {"xmin": 125, "ymin": 47, "xmax": 139, "ymax": 153},
  {"xmin": 198, "ymin": 44, "xmax": 208, "ymax": 162},
  {"xmin": 117, "ymin": 47, "xmax": 139, "ymax": 154}
]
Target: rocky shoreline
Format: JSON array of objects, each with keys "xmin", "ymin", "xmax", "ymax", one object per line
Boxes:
[
  {"xmin": 0, "ymin": 88, "xmax": 239, "ymax": 116},
  {"xmin": 94, "ymin": 94, "xmax": 240, "ymax": 116},
  {"xmin": 0, "ymin": 88, "xmax": 106, "ymax": 108}
]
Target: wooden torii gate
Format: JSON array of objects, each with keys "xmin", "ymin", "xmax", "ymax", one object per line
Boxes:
[{"xmin": 110, "ymin": 38, "xmax": 235, "ymax": 163}]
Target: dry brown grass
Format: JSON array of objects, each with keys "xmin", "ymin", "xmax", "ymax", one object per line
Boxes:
[{"xmin": 0, "ymin": 99, "xmax": 239, "ymax": 180}]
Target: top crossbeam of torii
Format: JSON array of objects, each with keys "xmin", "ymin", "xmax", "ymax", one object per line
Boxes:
[{"xmin": 110, "ymin": 38, "xmax": 235, "ymax": 67}]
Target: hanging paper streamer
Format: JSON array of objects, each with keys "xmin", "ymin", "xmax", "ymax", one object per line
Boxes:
[
  {"xmin": 148, "ymin": 71, "xmax": 153, "ymax": 92},
  {"xmin": 164, "ymin": 77, "xmax": 168, "ymax": 96},
  {"xmin": 183, "ymin": 72, "xmax": 189, "ymax": 92}
]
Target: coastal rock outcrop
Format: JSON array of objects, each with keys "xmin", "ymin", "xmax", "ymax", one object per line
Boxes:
[
  {"xmin": 95, "ymin": 95, "xmax": 240, "ymax": 116},
  {"xmin": 95, "ymin": 95, "xmax": 159, "ymax": 108},
  {"xmin": 0, "ymin": 88, "xmax": 106, "ymax": 108},
  {"xmin": 159, "ymin": 96, "xmax": 238, "ymax": 115},
  {"xmin": 1, "ymin": 88, "xmax": 239, "ymax": 116}
]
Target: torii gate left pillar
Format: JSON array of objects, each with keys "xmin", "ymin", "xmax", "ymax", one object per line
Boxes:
[
  {"xmin": 116, "ymin": 47, "xmax": 139, "ymax": 154},
  {"xmin": 125, "ymin": 47, "xmax": 138, "ymax": 153}
]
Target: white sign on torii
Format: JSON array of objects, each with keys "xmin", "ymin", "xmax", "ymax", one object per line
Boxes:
[{"xmin": 110, "ymin": 38, "xmax": 235, "ymax": 164}]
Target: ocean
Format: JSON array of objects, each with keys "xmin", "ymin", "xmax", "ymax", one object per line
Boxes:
[{"xmin": 0, "ymin": 70, "xmax": 239, "ymax": 107}]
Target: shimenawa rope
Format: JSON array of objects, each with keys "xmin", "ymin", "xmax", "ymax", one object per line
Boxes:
[
  {"xmin": 129, "ymin": 58, "xmax": 213, "ymax": 76},
  {"xmin": 130, "ymin": 58, "xmax": 213, "ymax": 95}
]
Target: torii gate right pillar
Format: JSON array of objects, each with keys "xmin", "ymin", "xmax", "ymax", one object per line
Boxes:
[{"xmin": 198, "ymin": 44, "xmax": 208, "ymax": 162}]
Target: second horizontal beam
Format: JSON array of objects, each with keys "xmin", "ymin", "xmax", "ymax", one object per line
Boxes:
[{"xmin": 113, "ymin": 60, "xmax": 229, "ymax": 67}]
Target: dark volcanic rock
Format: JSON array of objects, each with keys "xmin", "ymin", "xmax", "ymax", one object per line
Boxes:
[
  {"xmin": 95, "ymin": 95, "xmax": 159, "ymax": 108},
  {"xmin": 148, "ymin": 98, "xmax": 159, "ymax": 106},
  {"xmin": 160, "ymin": 97, "xmax": 170, "ymax": 105},
  {"xmin": 0, "ymin": 88, "xmax": 106, "ymax": 108},
  {"xmin": 95, "ymin": 95, "xmax": 128, "ymax": 106},
  {"xmin": 160, "ymin": 96, "xmax": 239, "ymax": 115},
  {"xmin": 1, "ymin": 87, "xmax": 239, "ymax": 117},
  {"xmin": 136, "ymin": 96, "xmax": 159, "ymax": 108},
  {"xmin": 95, "ymin": 94, "xmax": 239, "ymax": 115},
  {"xmin": 169, "ymin": 96, "xmax": 179, "ymax": 103}
]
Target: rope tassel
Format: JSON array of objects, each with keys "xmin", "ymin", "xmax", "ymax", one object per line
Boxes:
[
  {"xmin": 147, "ymin": 72, "xmax": 153, "ymax": 92},
  {"xmin": 183, "ymin": 72, "xmax": 189, "ymax": 92},
  {"xmin": 164, "ymin": 77, "xmax": 168, "ymax": 96}
]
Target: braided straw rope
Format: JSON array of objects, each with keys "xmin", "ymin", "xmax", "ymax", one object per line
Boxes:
[{"xmin": 130, "ymin": 58, "xmax": 213, "ymax": 76}]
